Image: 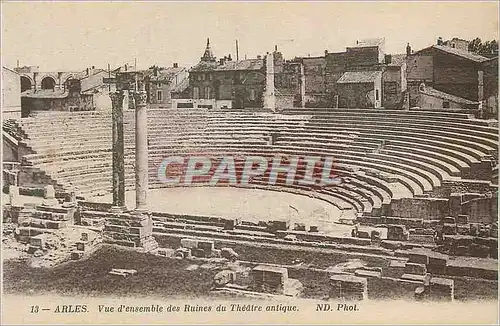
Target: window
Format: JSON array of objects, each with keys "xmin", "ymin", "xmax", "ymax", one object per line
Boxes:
[
  {"xmin": 375, "ymin": 89, "xmax": 379, "ymax": 101},
  {"xmin": 197, "ymin": 75, "xmax": 202, "ymax": 81},
  {"xmin": 193, "ymin": 87, "xmax": 199, "ymax": 99},
  {"xmin": 384, "ymin": 82, "xmax": 398, "ymax": 94},
  {"xmin": 205, "ymin": 87, "xmax": 211, "ymax": 99},
  {"xmin": 157, "ymin": 90, "xmax": 163, "ymax": 102},
  {"xmin": 178, "ymin": 102, "xmax": 194, "ymax": 108},
  {"xmin": 249, "ymin": 89, "xmax": 256, "ymax": 101},
  {"xmin": 209, "ymin": 74, "xmax": 213, "ymax": 81},
  {"xmin": 202, "ymin": 74, "xmax": 206, "ymax": 81},
  {"xmin": 443, "ymin": 101, "xmax": 450, "ymax": 108}
]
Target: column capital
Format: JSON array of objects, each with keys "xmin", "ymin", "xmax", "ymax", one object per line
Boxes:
[
  {"xmin": 109, "ymin": 91, "xmax": 125, "ymax": 108},
  {"xmin": 132, "ymin": 91, "xmax": 148, "ymax": 107}
]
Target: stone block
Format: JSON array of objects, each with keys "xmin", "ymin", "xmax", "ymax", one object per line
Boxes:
[
  {"xmin": 404, "ymin": 263, "xmax": 427, "ymax": 275},
  {"xmin": 443, "ymin": 223, "xmax": 457, "ymax": 235},
  {"xmin": 443, "ymin": 217, "xmax": 456, "ymax": 224},
  {"xmin": 408, "ymin": 252, "xmax": 429, "ymax": 265},
  {"xmin": 456, "ymin": 215, "xmax": 468, "ymax": 225}
]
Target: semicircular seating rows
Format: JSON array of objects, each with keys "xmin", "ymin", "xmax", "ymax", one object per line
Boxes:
[{"xmin": 7, "ymin": 107, "xmax": 498, "ymax": 218}]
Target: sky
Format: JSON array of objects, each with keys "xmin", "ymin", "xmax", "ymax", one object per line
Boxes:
[{"xmin": 2, "ymin": 1, "xmax": 499, "ymax": 72}]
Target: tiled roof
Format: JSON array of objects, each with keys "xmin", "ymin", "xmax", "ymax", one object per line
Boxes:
[
  {"xmin": 21, "ymin": 89, "xmax": 68, "ymax": 99},
  {"xmin": 190, "ymin": 59, "xmax": 264, "ymax": 72},
  {"xmin": 337, "ymin": 71, "xmax": 382, "ymax": 84},
  {"xmin": 143, "ymin": 67, "xmax": 185, "ymax": 82},
  {"xmin": 2, "ymin": 66, "xmax": 20, "ymax": 75},
  {"xmin": 430, "ymin": 45, "xmax": 489, "ymax": 63},
  {"xmin": 387, "ymin": 54, "xmax": 407, "ymax": 67},
  {"xmin": 420, "ymin": 85, "xmax": 478, "ymax": 105},
  {"xmin": 170, "ymin": 78, "xmax": 189, "ymax": 93}
]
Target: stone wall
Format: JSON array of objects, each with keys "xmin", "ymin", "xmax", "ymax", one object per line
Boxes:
[
  {"xmin": 303, "ymin": 57, "xmax": 326, "ymax": 96},
  {"xmin": 433, "ymin": 52, "xmax": 479, "ymax": 101},
  {"xmin": 325, "ymin": 52, "xmax": 347, "ymax": 99},
  {"xmin": 103, "ymin": 211, "xmax": 157, "ymax": 250},
  {"xmin": 462, "ymin": 195, "xmax": 497, "ymax": 224},
  {"xmin": 437, "ymin": 180, "xmax": 495, "ymax": 197},
  {"xmin": 337, "ymin": 83, "xmax": 374, "ymax": 108},
  {"xmin": 483, "ymin": 58, "xmax": 498, "ymax": 117},
  {"xmin": 390, "ymin": 197, "xmax": 449, "ymax": 220},
  {"xmin": 21, "ymin": 92, "xmax": 94, "ymax": 114},
  {"xmin": 383, "ymin": 68, "xmax": 403, "ymax": 109},
  {"xmin": 2, "ymin": 67, "xmax": 21, "ymax": 119},
  {"xmin": 418, "ymin": 92, "xmax": 469, "ymax": 110},
  {"xmin": 346, "ymin": 47, "xmax": 380, "ymax": 67}
]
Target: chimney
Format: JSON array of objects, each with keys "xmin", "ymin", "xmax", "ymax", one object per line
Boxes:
[
  {"xmin": 173, "ymin": 63, "xmax": 178, "ymax": 68},
  {"xmin": 219, "ymin": 58, "xmax": 224, "ymax": 65},
  {"xmin": 406, "ymin": 43, "xmax": 412, "ymax": 56},
  {"xmin": 257, "ymin": 55, "xmax": 262, "ymax": 59},
  {"xmin": 274, "ymin": 45, "xmax": 278, "ymax": 52},
  {"xmin": 228, "ymin": 54, "xmax": 232, "ymax": 61},
  {"xmin": 92, "ymin": 65, "xmax": 95, "ymax": 69},
  {"xmin": 384, "ymin": 54, "xmax": 392, "ymax": 64},
  {"xmin": 325, "ymin": 50, "xmax": 329, "ymax": 56},
  {"xmin": 437, "ymin": 37, "xmax": 443, "ymax": 45},
  {"xmin": 86, "ymin": 68, "xmax": 89, "ymax": 76}
]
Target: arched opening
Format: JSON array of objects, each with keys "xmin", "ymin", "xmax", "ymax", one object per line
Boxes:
[
  {"xmin": 41, "ymin": 76, "xmax": 56, "ymax": 90},
  {"xmin": 64, "ymin": 78, "xmax": 80, "ymax": 92},
  {"xmin": 63, "ymin": 76, "xmax": 75, "ymax": 90},
  {"xmin": 20, "ymin": 76, "xmax": 32, "ymax": 92}
]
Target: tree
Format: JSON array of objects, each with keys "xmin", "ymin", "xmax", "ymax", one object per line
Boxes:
[
  {"xmin": 468, "ymin": 38, "xmax": 499, "ymax": 55},
  {"xmin": 468, "ymin": 37, "xmax": 482, "ymax": 53},
  {"xmin": 483, "ymin": 40, "xmax": 499, "ymax": 55}
]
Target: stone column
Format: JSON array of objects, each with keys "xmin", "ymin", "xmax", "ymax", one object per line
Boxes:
[
  {"xmin": 300, "ymin": 62, "xmax": 306, "ymax": 108},
  {"xmin": 33, "ymin": 72, "xmax": 38, "ymax": 93},
  {"xmin": 133, "ymin": 85, "xmax": 149, "ymax": 211},
  {"xmin": 264, "ymin": 52, "xmax": 276, "ymax": 112},
  {"xmin": 57, "ymin": 72, "xmax": 63, "ymax": 91},
  {"xmin": 110, "ymin": 91, "xmax": 126, "ymax": 211}
]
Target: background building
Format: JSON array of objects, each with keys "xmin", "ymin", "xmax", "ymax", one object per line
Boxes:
[
  {"xmin": 2, "ymin": 66, "xmax": 21, "ymax": 119},
  {"xmin": 18, "ymin": 67, "xmax": 116, "ymax": 117},
  {"xmin": 300, "ymin": 38, "xmax": 407, "ymax": 109},
  {"xmin": 441, "ymin": 37, "xmax": 470, "ymax": 51},
  {"xmin": 407, "ymin": 41, "xmax": 496, "ymax": 114},
  {"xmin": 175, "ymin": 39, "xmax": 266, "ymax": 109},
  {"xmin": 144, "ymin": 65, "xmax": 188, "ymax": 109}
]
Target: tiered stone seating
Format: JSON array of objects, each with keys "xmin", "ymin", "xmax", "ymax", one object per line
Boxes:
[
  {"xmin": 2, "ymin": 119, "xmax": 26, "ymax": 141},
  {"xmin": 11, "ymin": 107, "xmax": 498, "ymax": 219}
]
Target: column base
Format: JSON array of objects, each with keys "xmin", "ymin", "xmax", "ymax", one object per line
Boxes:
[
  {"xmin": 41, "ymin": 198, "xmax": 60, "ymax": 207},
  {"xmin": 103, "ymin": 208, "xmax": 158, "ymax": 251},
  {"xmin": 132, "ymin": 206, "xmax": 150, "ymax": 215},
  {"xmin": 110, "ymin": 205, "xmax": 127, "ymax": 214},
  {"xmin": 135, "ymin": 236, "xmax": 159, "ymax": 253}
]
